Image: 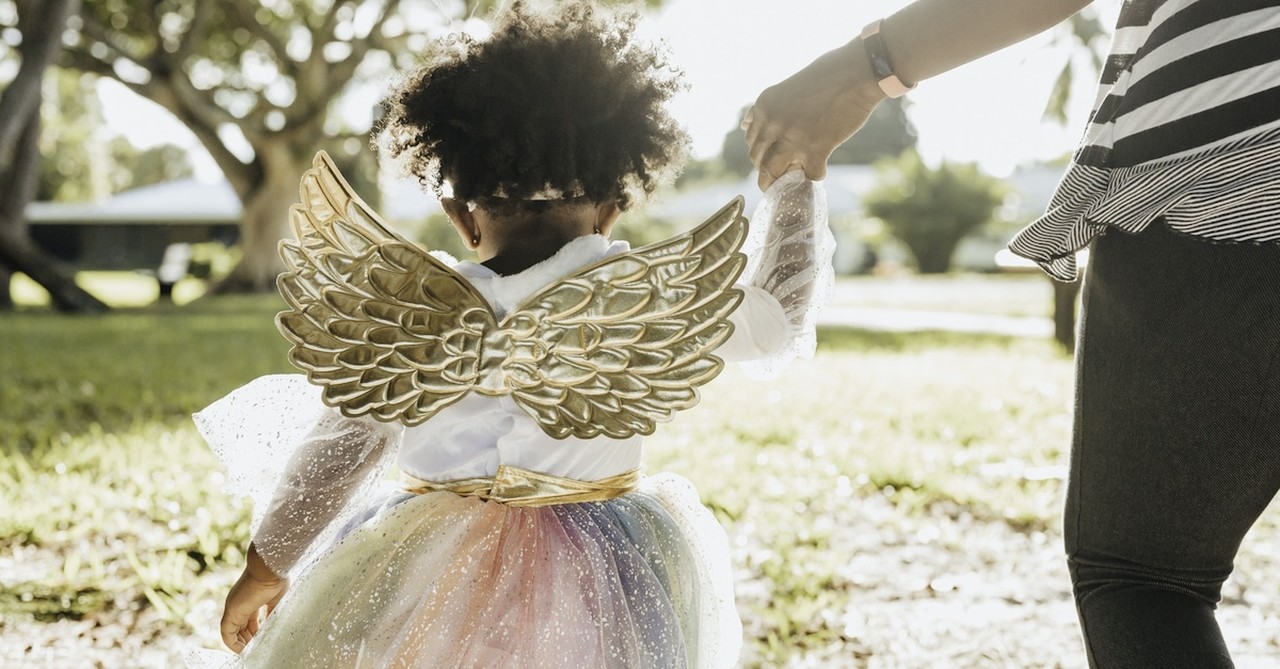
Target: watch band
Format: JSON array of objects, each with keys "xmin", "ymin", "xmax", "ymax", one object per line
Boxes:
[{"xmin": 861, "ymin": 19, "xmax": 915, "ymax": 98}]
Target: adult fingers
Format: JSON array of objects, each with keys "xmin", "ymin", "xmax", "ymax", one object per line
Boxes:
[
  {"xmin": 742, "ymin": 107, "xmax": 763, "ymax": 139},
  {"xmin": 757, "ymin": 166, "xmax": 777, "ymax": 191},
  {"xmin": 754, "ymin": 140, "xmax": 781, "ymax": 190},
  {"xmin": 801, "ymin": 159, "xmax": 827, "ymax": 182},
  {"xmin": 759, "ymin": 148, "xmax": 803, "ymax": 189},
  {"xmin": 744, "ymin": 119, "xmax": 767, "ymax": 164},
  {"xmin": 757, "ymin": 140, "xmax": 811, "ymax": 190},
  {"xmin": 748, "ymin": 130, "xmax": 780, "ymax": 172}
]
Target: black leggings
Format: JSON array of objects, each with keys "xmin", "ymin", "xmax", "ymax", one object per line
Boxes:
[{"xmin": 1067, "ymin": 222, "xmax": 1280, "ymax": 667}]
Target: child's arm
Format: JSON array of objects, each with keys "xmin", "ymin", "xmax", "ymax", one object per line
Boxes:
[
  {"xmin": 217, "ymin": 410, "xmax": 401, "ymax": 651},
  {"xmin": 250, "ymin": 411, "xmax": 401, "ymax": 577},
  {"xmin": 719, "ymin": 172, "xmax": 832, "ymax": 374},
  {"xmin": 194, "ymin": 375, "xmax": 402, "ymax": 650},
  {"xmin": 219, "ymin": 542, "xmax": 286, "ymax": 653}
]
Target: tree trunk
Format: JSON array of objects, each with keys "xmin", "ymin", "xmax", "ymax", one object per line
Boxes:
[
  {"xmin": 1052, "ymin": 277, "xmax": 1081, "ymax": 352},
  {"xmin": 0, "ymin": 266, "xmax": 13, "ymax": 310},
  {"xmin": 0, "ymin": 0, "xmax": 106, "ymax": 313},
  {"xmin": 0, "ymin": 105, "xmax": 108, "ymax": 313},
  {"xmin": 64, "ymin": 0, "xmax": 407, "ymax": 296},
  {"xmin": 0, "ymin": 228, "xmax": 109, "ymax": 313},
  {"xmin": 1, "ymin": 0, "xmax": 80, "ymax": 158},
  {"xmin": 211, "ymin": 143, "xmax": 311, "ymax": 293}
]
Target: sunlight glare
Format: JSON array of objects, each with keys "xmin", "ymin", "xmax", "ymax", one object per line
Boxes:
[{"xmin": 88, "ymin": 0, "xmax": 1122, "ymax": 182}]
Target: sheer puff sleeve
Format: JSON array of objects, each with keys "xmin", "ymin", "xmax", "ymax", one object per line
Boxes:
[
  {"xmin": 193, "ymin": 374, "xmax": 403, "ymax": 578},
  {"xmin": 719, "ymin": 170, "xmax": 835, "ymax": 376}
]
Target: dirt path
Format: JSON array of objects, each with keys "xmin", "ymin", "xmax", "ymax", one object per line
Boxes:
[{"xmin": 736, "ymin": 493, "xmax": 1280, "ymax": 668}]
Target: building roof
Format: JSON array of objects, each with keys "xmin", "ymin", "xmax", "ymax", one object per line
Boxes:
[
  {"xmin": 27, "ymin": 178, "xmax": 241, "ymax": 225},
  {"xmin": 26, "ymin": 176, "xmax": 444, "ymax": 226}
]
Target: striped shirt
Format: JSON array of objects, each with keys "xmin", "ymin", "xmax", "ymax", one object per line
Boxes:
[{"xmin": 1009, "ymin": 0, "xmax": 1280, "ymax": 281}]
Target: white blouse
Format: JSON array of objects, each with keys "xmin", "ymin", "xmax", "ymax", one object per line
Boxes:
[{"xmin": 395, "ymin": 233, "xmax": 803, "ymax": 483}]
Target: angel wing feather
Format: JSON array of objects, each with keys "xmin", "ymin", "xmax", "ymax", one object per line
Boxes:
[
  {"xmin": 276, "ymin": 151, "xmax": 493, "ymax": 425},
  {"xmin": 499, "ymin": 197, "xmax": 749, "ymax": 438},
  {"xmin": 276, "ymin": 151, "xmax": 749, "ymax": 439}
]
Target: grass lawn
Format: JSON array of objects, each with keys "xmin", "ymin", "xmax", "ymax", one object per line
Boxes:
[{"xmin": 0, "ymin": 286, "xmax": 1078, "ymax": 666}]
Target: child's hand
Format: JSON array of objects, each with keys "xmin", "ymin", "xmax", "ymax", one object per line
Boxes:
[{"xmin": 220, "ymin": 543, "xmax": 287, "ymax": 653}]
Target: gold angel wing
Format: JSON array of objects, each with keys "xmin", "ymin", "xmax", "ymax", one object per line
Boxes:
[
  {"xmin": 276, "ymin": 151, "xmax": 748, "ymax": 439},
  {"xmin": 493, "ymin": 198, "xmax": 749, "ymax": 439},
  {"xmin": 275, "ymin": 151, "xmax": 495, "ymax": 424}
]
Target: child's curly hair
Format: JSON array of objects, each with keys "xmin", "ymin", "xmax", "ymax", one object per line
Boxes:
[{"xmin": 378, "ymin": 0, "xmax": 689, "ymax": 211}]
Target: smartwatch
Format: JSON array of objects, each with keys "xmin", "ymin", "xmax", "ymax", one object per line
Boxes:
[{"xmin": 861, "ymin": 19, "xmax": 916, "ymax": 98}]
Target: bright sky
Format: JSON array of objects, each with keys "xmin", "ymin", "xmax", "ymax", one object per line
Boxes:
[
  {"xmin": 644, "ymin": 0, "xmax": 1123, "ymax": 175},
  {"xmin": 98, "ymin": 0, "xmax": 1122, "ymax": 182}
]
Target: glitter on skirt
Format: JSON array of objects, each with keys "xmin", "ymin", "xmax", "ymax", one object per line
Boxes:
[{"xmin": 187, "ymin": 474, "xmax": 740, "ymax": 669}]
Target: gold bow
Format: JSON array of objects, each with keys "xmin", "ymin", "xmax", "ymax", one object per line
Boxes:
[{"xmin": 401, "ymin": 465, "xmax": 641, "ymax": 507}]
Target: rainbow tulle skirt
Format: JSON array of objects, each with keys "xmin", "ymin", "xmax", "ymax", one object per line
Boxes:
[{"xmin": 188, "ymin": 474, "xmax": 740, "ymax": 668}]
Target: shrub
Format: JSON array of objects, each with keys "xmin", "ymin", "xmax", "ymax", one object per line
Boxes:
[{"xmin": 863, "ymin": 151, "xmax": 1006, "ymax": 273}]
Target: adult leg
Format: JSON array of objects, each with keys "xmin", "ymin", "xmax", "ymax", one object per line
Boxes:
[{"xmin": 1065, "ymin": 222, "xmax": 1280, "ymax": 668}]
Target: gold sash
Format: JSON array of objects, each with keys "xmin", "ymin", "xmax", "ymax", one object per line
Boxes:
[{"xmin": 401, "ymin": 465, "xmax": 641, "ymax": 508}]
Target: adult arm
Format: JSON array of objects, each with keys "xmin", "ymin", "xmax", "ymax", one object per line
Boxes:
[{"xmin": 746, "ymin": 0, "xmax": 1094, "ymax": 189}]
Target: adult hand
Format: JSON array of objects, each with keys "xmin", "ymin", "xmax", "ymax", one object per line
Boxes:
[
  {"xmin": 220, "ymin": 544, "xmax": 287, "ymax": 653},
  {"xmin": 743, "ymin": 40, "xmax": 884, "ymax": 190}
]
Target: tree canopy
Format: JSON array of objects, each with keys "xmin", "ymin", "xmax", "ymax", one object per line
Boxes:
[
  {"xmin": 59, "ymin": 0, "xmax": 453, "ymax": 290},
  {"xmin": 49, "ymin": 0, "xmax": 660, "ymax": 292},
  {"xmin": 35, "ymin": 68, "xmax": 192, "ymax": 202}
]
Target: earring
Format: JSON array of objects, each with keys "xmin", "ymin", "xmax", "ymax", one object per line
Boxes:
[
  {"xmin": 593, "ymin": 226, "xmax": 601, "ymax": 235},
  {"xmin": 471, "ymin": 232, "xmax": 480, "ymax": 246}
]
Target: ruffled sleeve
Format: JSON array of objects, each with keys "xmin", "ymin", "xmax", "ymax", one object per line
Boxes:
[
  {"xmin": 193, "ymin": 375, "xmax": 404, "ymax": 578},
  {"xmin": 1010, "ymin": 126, "xmax": 1280, "ymax": 282},
  {"xmin": 719, "ymin": 170, "xmax": 835, "ymax": 376}
]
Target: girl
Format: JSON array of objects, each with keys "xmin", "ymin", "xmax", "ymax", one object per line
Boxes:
[{"xmin": 190, "ymin": 2, "xmax": 831, "ymax": 667}]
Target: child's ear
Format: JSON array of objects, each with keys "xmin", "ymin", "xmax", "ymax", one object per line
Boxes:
[
  {"xmin": 594, "ymin": 201, "xmax": 622, "ymax": 236},
  {"xmin": 442, "ymin": 198, "xmax": 481, "ymax": 249}
]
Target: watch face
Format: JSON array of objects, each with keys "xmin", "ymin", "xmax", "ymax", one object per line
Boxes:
[
  {"xmin": 862, "ymin": 26, "xmax": 914, "ymax": 97},
  {"xmin": 865, "ymin": 32, "xmax": 897, "ymax": 82}
]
